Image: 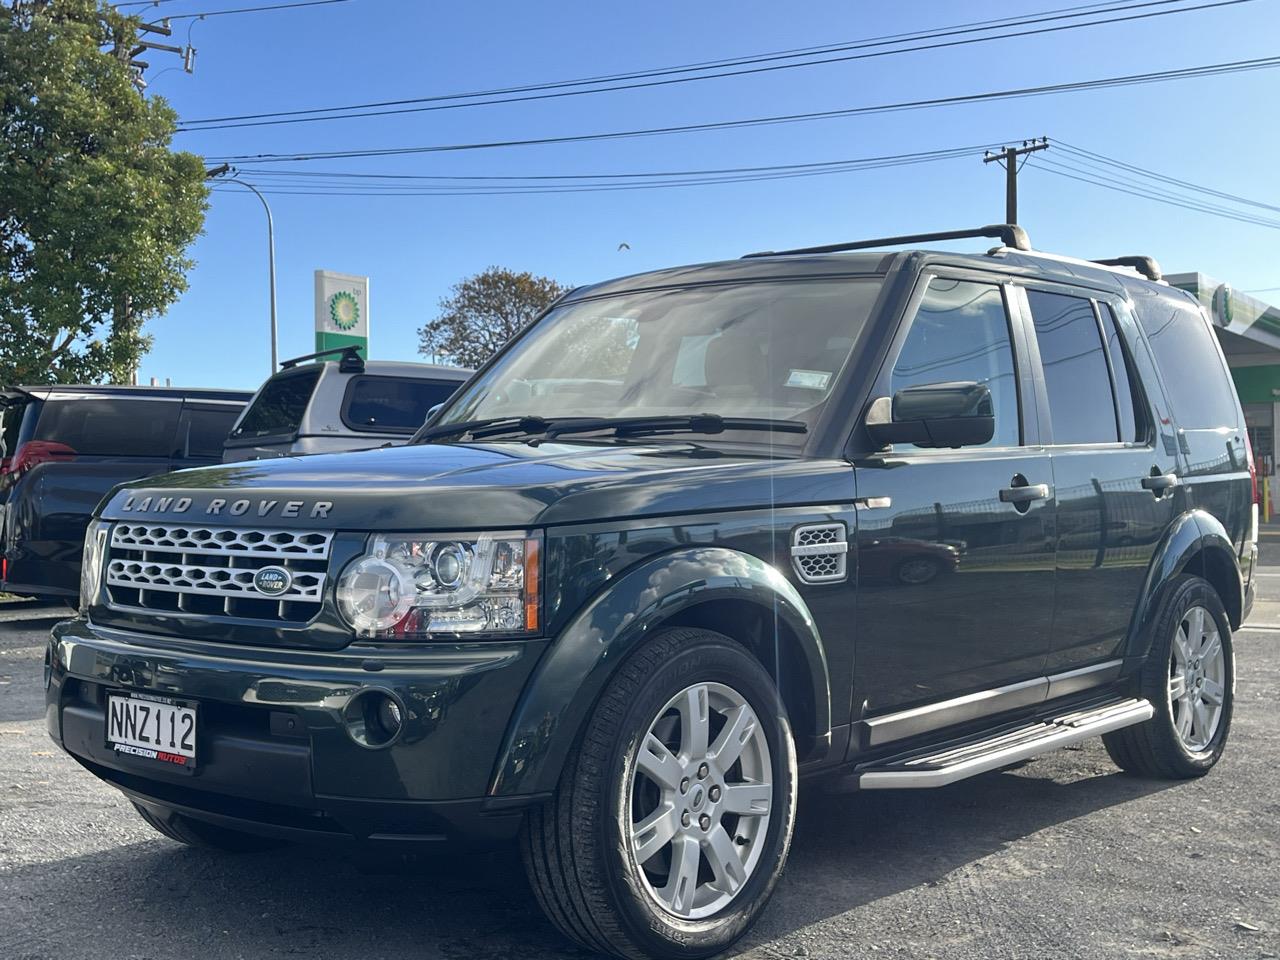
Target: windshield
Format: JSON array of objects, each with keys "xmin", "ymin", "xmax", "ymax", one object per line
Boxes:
[{"xmin": 435, "ymin": 278, "xmax": 883, "ymax": 443}]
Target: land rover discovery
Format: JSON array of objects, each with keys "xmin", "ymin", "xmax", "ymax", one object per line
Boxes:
[{"xmin": 48, "ymin": 225, "xmax": 1255, "ymax": 960}]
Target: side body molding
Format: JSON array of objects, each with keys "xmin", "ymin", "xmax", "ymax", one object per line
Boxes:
[
  {"xmin": 488, "ymin": 546, "xmax": 831, "ymax": 797},
  {"xmin": 1126, "ymin": 509, "xmax": 1243, "ymax": 662}
]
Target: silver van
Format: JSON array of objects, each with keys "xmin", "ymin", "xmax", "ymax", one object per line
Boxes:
[{"xmin": 223, "ymin": 348, "xmax": 470, "ymax": 461}]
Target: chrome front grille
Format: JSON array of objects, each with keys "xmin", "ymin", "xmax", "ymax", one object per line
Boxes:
[{"xmin": 104, "ymin": 523, "xmax": 333, "ymax": 622}]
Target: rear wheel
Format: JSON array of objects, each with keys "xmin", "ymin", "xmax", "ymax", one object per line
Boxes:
[
  {"xmin": 132, "ymin": 801, "xmax": 284, "ymax": 853},
  {"xmin": 521, "ymin": 628, "xmax": 797, "ymax": 960},
  {"xmin": 1104, "ymin": 575, "xmax": 1234, "ymax": 778}
]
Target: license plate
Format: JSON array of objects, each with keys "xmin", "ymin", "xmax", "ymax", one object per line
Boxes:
[{"xmin": 106, "ymin": 692, "xmax": 197, "ymax": 769}]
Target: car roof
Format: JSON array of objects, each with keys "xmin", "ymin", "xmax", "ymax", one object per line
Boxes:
[
  {"xmin": 4, "ymin": 384, "xmax": 253, "ymax": 401},
  {"xmin": 273, "ymin": 360, "xmax": 472, "ymax": 380}
]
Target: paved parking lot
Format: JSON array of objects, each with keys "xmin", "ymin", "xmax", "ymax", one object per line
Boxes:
[{"xmin": 2, "ymin": 552, "xmax": 1278, "ymax": 960}]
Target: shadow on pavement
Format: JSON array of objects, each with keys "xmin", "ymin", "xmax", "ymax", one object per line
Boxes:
[{"xmin": 2, "ymin": 761, "xmax": 1176, "ymax": 960}]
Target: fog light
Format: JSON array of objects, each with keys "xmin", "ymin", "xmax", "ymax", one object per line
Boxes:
[{"xmin": 342, "ymin": 689, "xmax": 405, "ymax": 749}]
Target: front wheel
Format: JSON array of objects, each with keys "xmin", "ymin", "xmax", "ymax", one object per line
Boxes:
[
  {"xmin": 1104, "ymin": 574, "xmax": 1234, "ymax": 778},
  {"xmin": 521, "ymin": 628, "xmax": 797, "ymax": 960}
]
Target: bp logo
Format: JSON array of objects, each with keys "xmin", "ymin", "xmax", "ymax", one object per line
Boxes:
[
  {"xmin": 329, "ymin": 290, "xmax": 360, "ymax": 331},
  {"xmin": 253, "ymin": 565, "xmax": 293, "ymax": 597}
]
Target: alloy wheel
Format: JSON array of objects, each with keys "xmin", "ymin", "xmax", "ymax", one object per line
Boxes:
[
  {"xmin": 1168, "ymin": 604, "xmax": 1227, "ymax": 752},
  {"xmin": 629, "ymin": 681, "xmax": 773, "ymax": 920}
]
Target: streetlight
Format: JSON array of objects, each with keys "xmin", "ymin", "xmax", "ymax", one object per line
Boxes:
[{"xmin": 205, "ymin": 164, "xmax": 278, "ymax": 373}]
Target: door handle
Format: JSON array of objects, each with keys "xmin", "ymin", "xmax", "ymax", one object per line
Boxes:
[
  {"xmin": 1141, "ymin": 473, "xmax": 1180, "ymax": 492},
  {"xmin": 999, "ymin": 483, "xmax": 1050, "ymax": 504}
]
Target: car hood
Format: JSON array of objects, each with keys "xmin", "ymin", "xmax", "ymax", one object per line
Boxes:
[{"xmin": 100, "ymin": 440, "xmax": 851, "ymax": 530}]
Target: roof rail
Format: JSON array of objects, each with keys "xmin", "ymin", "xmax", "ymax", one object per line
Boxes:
[
  {"xmin": 1091, "ymin": 256, "xmax": 1162, "ymax": 282},
  {"xmin": 279, "ymin": 345, "xmax": 365, "ymax": 373},
  {"xmin": 743, "ymin": 223, "xmax": 1031, "ymax": 259}
]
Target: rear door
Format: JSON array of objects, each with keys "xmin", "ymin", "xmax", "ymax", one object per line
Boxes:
[
  {"xmin": 1017, "ymin": 286, "xmax": 1180, "ymax": 681},
  {"xmin": 851, "ymin": 271, "xmax": 1056, "ymax": 740},
  {"xmin": 5, "ymin": 394, "xmax": 181, "ymax": 595}
]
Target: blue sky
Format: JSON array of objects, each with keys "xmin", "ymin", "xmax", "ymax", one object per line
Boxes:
[{"xmin": 135, "ymin": 0, "xmax": 1279, "ymax": 388}]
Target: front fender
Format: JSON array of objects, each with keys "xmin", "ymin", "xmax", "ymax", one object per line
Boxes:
[
  {"xmin": 488, "ymin": 546, "xmax": 830, "ymax": 797},
  {"xmin": 1126, "ymin": 509, "xmax": 1242, "ymax": 660}
]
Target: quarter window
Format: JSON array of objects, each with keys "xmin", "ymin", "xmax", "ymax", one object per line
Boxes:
[
  {"xmin": 891, "ymin": 278, "xmax": 1020, "ymax": 448},
  {"xmin": 1026, "ymin": 290, "xmax": 1118, "ymax": 445},
  {"xmin": 1134, "ymin": 297, "xmax": 1239, "ymax": 430}
]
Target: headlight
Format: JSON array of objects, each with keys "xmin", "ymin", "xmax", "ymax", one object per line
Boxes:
[
  {"xmin": 79, "ymin": 520, "xmax": 110, "ymax": 611},
  {"xmin": 336, "ymin": 532, "xmax": 540, "ymax": 639}
]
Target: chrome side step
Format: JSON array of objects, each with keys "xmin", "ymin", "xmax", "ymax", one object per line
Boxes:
[{"xmin": 857, "ymin": 697, "xmax": 1153, "ymax": 790}]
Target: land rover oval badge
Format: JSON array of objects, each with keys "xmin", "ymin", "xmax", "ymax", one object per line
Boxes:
[{"xmin": 253, "ymin": 565, "xmax": 293, "ymax": 597}]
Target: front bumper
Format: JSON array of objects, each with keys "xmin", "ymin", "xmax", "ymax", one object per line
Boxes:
[{"xmin": 47, "ymin": 618, "xmax": 549, "ymax": 846}]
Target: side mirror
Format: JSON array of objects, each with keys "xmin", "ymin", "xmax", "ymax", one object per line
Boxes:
[{"xmin": 865, "ymin": 381, "xmax": 995, "ymax": 449}]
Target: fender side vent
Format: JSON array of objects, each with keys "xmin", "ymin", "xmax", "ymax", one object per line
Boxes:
[{"xmin": 791, "ymin": 522, "xmax": 848, "ymax": 584}]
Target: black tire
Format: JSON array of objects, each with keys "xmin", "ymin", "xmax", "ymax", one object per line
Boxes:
[
  {"xmin": 1103, "ymin": 574, "xmax": 1234, "ymax": 779},
  {"xmin": 132, "ymin": 801, "xmax": 284, "ymax": 853},
  {"xmin": 521, "ymin": 628, "xmax": 798, "ymax": 960}
]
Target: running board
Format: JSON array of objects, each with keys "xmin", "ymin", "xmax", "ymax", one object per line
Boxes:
[{"xmin": 856, "ymin": 698, "xmax": 1153, "ymax": 790}]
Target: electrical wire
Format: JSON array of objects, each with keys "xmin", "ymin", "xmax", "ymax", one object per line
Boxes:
[
  {"xmin": 204, "ymin": 56, "xmax": 1280, "ymax": 164},
  {"xmin": 177, "ymin": 0, "xmax": 1258, "ymax": 131},
  {"xmin": 165, "ymin": 0, "xmax": 356, "ymax": 20}
]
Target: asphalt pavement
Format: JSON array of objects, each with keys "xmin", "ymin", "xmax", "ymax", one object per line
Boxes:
[{"xmin": 1, "ymin": 547, "xmax": 1278, "ymax": 960}]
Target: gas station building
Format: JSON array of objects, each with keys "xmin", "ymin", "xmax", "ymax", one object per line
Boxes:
[{"xmin": 1169, "ymin": 273, "xmax": 1280, "ymax": 516}]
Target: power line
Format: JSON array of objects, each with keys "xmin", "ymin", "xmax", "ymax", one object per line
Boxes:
[
  {"xmin": 164, "ymin": 0, "xmax": 356, "ymax": 20},
  {"xmin": 177, "ymin": 0, "xmax": 1257, "ymax": 131},
  {"xmin": 209, "ymin": 143, "xmax": 1008, "ymax": 197},
  {"xmin": 205, "ymin": 55, "xmax": 1280, "ymax": 164}
]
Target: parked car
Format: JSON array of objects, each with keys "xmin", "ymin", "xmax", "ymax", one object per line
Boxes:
[
  {"xmin": 0, "ymin": 384, "xmax": 250, "ymax": 602},
  {"xmin": 223, "ymin": 347, "xmax": 471, "ymax": 461},
  {"xmin": 51, "ymin": 225, "xmax": 1255, "ymax": 960}
]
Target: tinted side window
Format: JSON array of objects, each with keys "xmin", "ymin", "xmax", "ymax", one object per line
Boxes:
[
  {"xmin": 892, "ymin": 278, "xmax": 1020, "ymax": 448},
  {"xmin": 234, "ymin": 368, "xmax": 321, "ymax": 438},
  {"xmin": 1, "ymin": 400, "xmax": 31, "ymax": 460},
  {"xmin": 1026, "ymin": 290, "xmax": 1117, "ymax": 445},
  {"xmin": 33, "ymin": 399, "xmax": 180, "ymax": 457},
  {"xmin": 1135, "ymin": 297, "xmax": 1239, "ymax": 429},
  {"xmin": 343, "ymin": 377, "xmax": 461, "ymax": 432},
  {"xmin": 178, "ymin": 406, "xmax": 242, "ymax": 459},
  {"xmin": 1098, "ymin": 303, "xmax": 1143, "ymax": 443}
]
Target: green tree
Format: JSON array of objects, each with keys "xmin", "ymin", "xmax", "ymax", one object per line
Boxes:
[
  {"xmin": 419, "ymin": 266, "xmax": 569, "ymax": 369},
  {"xmin": 0, "ymin": 0, "xmax": 209, "ymax": 385}
]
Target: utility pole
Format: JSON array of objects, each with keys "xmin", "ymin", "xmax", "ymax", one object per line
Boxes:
[
  {"xmin": 983, "ymin": 138, "xmax": 1050, "ymax": 224},
  {"xmin": 206, "ymin": 164, "xmax": 279, "ymax": 373}
]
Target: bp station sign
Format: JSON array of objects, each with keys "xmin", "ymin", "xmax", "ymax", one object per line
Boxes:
[{"xmin": 314, "ymin": 270, "xmax": 369, "ymax": 356}]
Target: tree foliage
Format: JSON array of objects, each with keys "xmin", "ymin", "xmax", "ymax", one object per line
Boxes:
[
  {"xmin": 419, "ymin": 266, "xmax": 569, "ymax": 369},
  {"xmin": 0, "ymin": 0, "xmax": 209, "ymax": 385}
]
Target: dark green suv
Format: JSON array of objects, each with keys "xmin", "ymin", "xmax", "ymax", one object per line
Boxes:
[{"xmin": 48, "ymin": 226, "xmax": 1255, "ymax": 959}]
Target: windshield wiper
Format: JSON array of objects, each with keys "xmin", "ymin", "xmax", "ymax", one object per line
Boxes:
[
  {"xmin": 413, "ymin": 415, "xmax": 554, "ymax": 443},
  {"xmin": 541, "ymin": 414, "xmax": 807, "ymax": 441}
]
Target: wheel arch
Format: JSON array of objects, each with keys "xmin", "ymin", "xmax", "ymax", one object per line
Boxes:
[
  {"xmin": 1127, "ymin": 509, "xmax": 1243, "ymax": 661},
  {"xmin": 488, "ymin": 546, "xmax": 831, "ymax": 798}
]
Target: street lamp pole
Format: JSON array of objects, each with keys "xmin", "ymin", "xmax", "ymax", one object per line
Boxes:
[{"xmin": 205, "ymin": 166, "xmax": 278, "ymax": 373}]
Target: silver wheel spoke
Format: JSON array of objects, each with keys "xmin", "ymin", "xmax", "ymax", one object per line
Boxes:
[
  {"xmin": 1169, "ymin": 674, "xmax": 1187, "ymax": 701},
  {"xmin": 709, "ymin": 703, "xmax": 757, "ymax": 772},
  {"xmin": 1173, "ymin": 624, "xmax": 1192, "ymax": 666},
  {"xmin": 1201, "ymin": 677, "xmax": 1225, "ymax": 706},
  {"xmin": 1177, "ymin": 699, "xmax": 1194, "ymax": 739},
  {"xmin": 1193, "ymin": 700, "xmax": 1211, "ymax": 741},
  {"xmin": 662, "ymin": 835, "xmax": 701, "ymax": 915},
  {"xmin": 638, "ymin": 733, "xmax": 681, "ymax": 791},
  {"xmin": 703, "ymin": 825, "xmax": 747, "ymax": 896},
  {"xmin": 678, "ymin": 685, "xmax": 710, "ymax": 760},
  {"xmin": 721, "ymin": 782, "xmax": 772, "ymax": 817},
  {"xmin": 1200, "ymin": 631, "xmax": 1222, "ymax": 664},
  {"xmin": 1187, "ymin": 607, "xmax": 1206, "ymax": 647},
  {"xmin": 632, "ymin": 804, "xmax": 680, "ymax": 865}
]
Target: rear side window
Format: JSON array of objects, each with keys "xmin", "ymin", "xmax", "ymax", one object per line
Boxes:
[
  {"xmin": 178, "ymin": 405, "xmax": 243, "ymax": 459},
  {"xmin": 233, "ymin": 368, "xmax": 321, "ymax": 439},
  {"xmin": 1026, "ymin": 290, "xmax": 1117, "ymax": 444},
  {"xmin": 1, "ymin": 400, "xmax": 31, "ymax": 461},
  {"xmin": 33, "ymin": 399, "xmax": 180, "ymax": 457},
  {"xmin": 891, "ymin": 278, "xmax": 1020, "ymax": 448},
  {"xmin": 1135, "ymin": 297, "xmax": 1239, "ymax": 430},
  {"xmin": 1098, "ymin": 303, "xmax": 1143, "ymax": 443},
  {"xmin": 342, "ymin": 376, "xmax": 461, "ymax": 433}
]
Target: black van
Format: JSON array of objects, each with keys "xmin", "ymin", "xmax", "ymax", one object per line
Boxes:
[
  {"xmin": 50, "ymin": 226, "xmax": 1255, "ymax": 960},
  {"xmin": 1, "ymin": 384, "xmax": 250, "ymax": 601}
]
